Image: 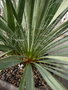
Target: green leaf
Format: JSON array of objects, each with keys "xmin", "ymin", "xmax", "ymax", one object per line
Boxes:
[
  {"xmin": 40, "ymin": 0, "xmax": 63, "ymax": 30},
  {"xmin": 0, "ymin": 32, "xmax": 8, "ymax": 44},
  {"xmin": 44, "ymin": 66, "xmax": 68, "ymax": 80},
  {"xmin": 5, "ymin": 0, "xmax": 15, "ymax": 31},
  {"xmin": 0, "ymin": 17, "xmax": 13, "ymax": 34},
  {"xmin": 49, "ymin": 49, "xmax": 68, "ymax": 56},
  {"xmin": 31, "ymin": 20, "xmax": 68, "ymax": 57},
  {"xmin": 35, "ymin": 63, "xmax": 66, "ymax": 90},
  {"xmin": 6, "ymin": 0, "xmax": 18, "ymax": 22},
  {"xmin": 47, "ymin": 7, "xmax": 68, "ymax": 33},
  {"xmin": 1, "ymin": 0, "xmax": 7, "ymax": 20},
  {"xmin": 38, "ymin": 56, "xmax": 68, "ymax": 65},
  {"xmin": 37, "ymin": 59, "xmax": 68, "ymax": 67},
  {"xmin": 19, "ymin": 65, "xmax": 27, "ymax": 90},
  {"xmin": 45, "ymin": 56, "xmax": 68, "ymax": 62},
  {"xmin": 19, "ymin": 64, "xmax": 34, "ymax": 90},
  {"xmin": 26, "ymin": 64, "xmax": 35, "ymax": 90},
  {"xmin": 0, "ymin": 56, "xmax": 23, "ymax": 70},
  {"xmin": 17, "ymin": 0, "xmax": 25, "ymax": 24},
  {"xmin": 51, "ymin": 0, "xmax": 68, "ymax": 23},
  {"xmin": 37, "ymin": 60, "xmax": 68, "ymax": 80},
  {"xmin": 0, "ymin": 45, "xmax": 13, "ymax": 51},
  {"xmin": 45, "ymin": 36, "xmax": 68, "ymax": 53},
  {"xmin": 24, "ymin": 0, "xmax": 35, "ymax": 52}
]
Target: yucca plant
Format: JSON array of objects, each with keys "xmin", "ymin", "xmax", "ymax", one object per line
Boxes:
[{"xmin": 0, "ymin": 0, "xmax": 68, "ymax": 90}]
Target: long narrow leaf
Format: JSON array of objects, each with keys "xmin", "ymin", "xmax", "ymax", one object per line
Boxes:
[
  {"xmin": 6, "ymin": 0, "xmax": 15, "ymax": 31},
  {"xmin": 35, "ymin": 63, "xmax": 66, "ymax": 90},
  {"xmin": 0, "ymin": 56, "xmax": 23, "ymax": 70},
  {"xmin": 17, "ymin": 0, "xmax": 25, "ymax": 24}
]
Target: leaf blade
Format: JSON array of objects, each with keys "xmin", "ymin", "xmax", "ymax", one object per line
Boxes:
[
  {"xmin": 35, "ymin": 63, "xmax": 66, "ymax": 90},
  {"xmin": 0, "ymin": 56, "xmax": 23, "ymax": 70}
]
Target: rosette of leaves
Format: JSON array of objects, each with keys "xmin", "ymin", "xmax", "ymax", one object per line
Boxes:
[{"xmin": 0, "ymin": 0, "xmax": 68, "ymax": 90}]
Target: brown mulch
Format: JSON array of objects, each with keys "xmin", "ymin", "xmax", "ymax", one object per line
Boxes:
[{"xmin": 0, "ymin": 65, "xmax": 23, "ymax": 87}]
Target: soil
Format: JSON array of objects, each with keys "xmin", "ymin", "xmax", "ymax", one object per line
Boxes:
[{"xmin": 0, "ymin": 64, "xmax": 50, "ymax": 90}]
